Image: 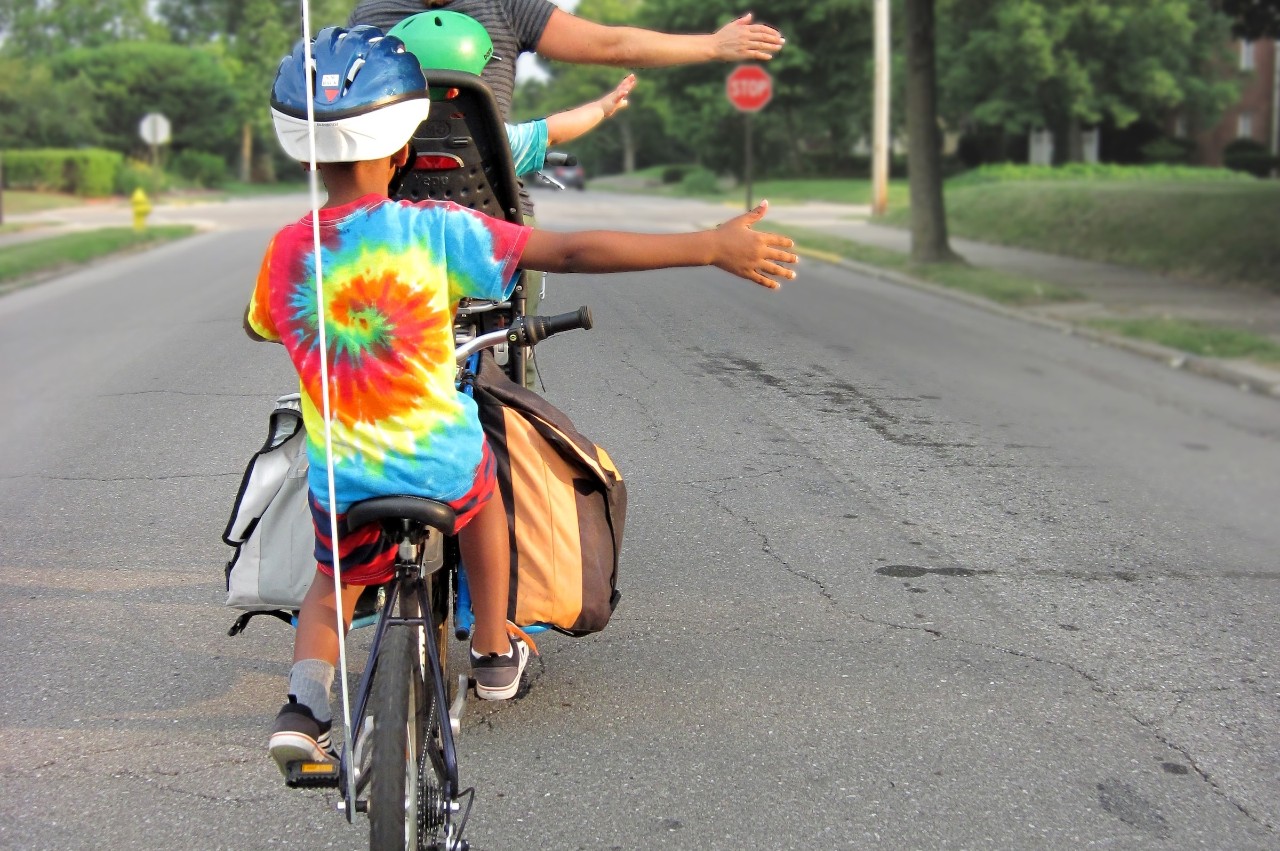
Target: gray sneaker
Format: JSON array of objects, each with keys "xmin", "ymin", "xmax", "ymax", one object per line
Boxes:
[{"xmin": 471, "ymin": 634, "xmax": 530, "ymax": 700}]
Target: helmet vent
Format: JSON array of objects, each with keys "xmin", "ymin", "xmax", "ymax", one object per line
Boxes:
[{"xmin": 347, "ymin": 57, "xmax": 366, "ymax": 85}]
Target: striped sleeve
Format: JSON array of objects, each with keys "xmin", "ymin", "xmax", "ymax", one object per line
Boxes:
[{"xmin": 505, "ymin": 120, "xmax": 548, "ymax": 176}]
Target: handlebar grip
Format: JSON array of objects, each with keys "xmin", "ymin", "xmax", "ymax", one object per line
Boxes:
[
  {"xmin": 520, "ymin": 306, "xmax": 593, "ymax": 346},
  {"xmin": 543, "ymin": 151, "xmax": 578, "ymax": 167}
]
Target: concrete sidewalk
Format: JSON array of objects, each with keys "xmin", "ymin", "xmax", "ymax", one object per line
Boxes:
[{"xmin": 763, "ymin": 201, "xmax": 1280, "ymax": 397}]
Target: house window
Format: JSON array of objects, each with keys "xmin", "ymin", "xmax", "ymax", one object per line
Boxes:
[
  {"xmin": 1173, "ymin": 114, "xmax": 1187, "ymax": 137},
  {"xmin": 1240, "ymin": 40, "xmax": 1255, "ymax": 71},
  {"xmin": 1238, "ymin": 111, "xmax": 1254, "ymax": 139}
]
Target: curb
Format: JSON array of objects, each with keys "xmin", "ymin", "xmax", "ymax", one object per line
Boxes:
[{"xmin": 791, "ymin": 245, "xmax": 1280, "ymax": 401}]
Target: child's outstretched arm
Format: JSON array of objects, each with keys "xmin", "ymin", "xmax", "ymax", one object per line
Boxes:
[
  {"xmin": 520, "ymin": 200, "xmax": 798, "ymax": 290},
  {"xmin": 545, "ymin": 74, "xmax": 637, "ymax": 147}
]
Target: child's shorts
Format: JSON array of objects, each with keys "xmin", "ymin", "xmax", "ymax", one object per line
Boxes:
[{"xmin": 309, "ymin": 440, "xmax": 497, "ymax": 586}]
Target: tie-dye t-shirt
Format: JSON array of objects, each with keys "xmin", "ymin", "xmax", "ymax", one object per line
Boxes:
[{"xmin": 247, "ymin": 194, "xmax": 530, "ymax": 512}]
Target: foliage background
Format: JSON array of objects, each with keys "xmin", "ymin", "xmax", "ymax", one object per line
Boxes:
[{"xmin": 0, "ymin": 0, "xmax": 1269, "ymax": 189}]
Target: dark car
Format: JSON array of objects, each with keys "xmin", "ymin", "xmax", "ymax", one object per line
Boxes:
[{"xmin": 549, "ymin": 161, "xmax": 585, "ymax": 190}]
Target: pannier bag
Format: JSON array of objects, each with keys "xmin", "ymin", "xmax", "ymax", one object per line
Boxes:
[
  {"xmin": 469, "ymin": 352, "xmax": 625, "ymax": 635},
  {"xmin": 222, "ymin": 394, "xmax": 316, "ymax": 632}
]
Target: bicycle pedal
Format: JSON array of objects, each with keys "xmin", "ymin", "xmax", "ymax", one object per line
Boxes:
[
  {"xmin": 284, "ymin": 759, "xmax": 341, "ymax": 788},
  {"xmin": 449, "ymin": 674, "xmax": 468, "ymax": 736}
]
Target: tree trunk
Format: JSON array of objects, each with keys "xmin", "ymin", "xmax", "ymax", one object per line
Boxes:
[
  {"xmin": 1066, "ymin": 116, "xmax": 1084, "ymax": 163},
  {"xmin": 239, "ymin": 122, "xmax": 253, "ymax": 184},
  {"xmin": 619, "ymin": 115, "xmax": 636, "ymax": 174},
  {"xmin": 904, "ymin": 0, "xmax": 960, "ymax": 264}
]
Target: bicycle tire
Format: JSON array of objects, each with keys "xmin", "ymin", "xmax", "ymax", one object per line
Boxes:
[
  {"xmin": 369, "ymin": 626, "xmax": 425, "ymax": 850},
  {"xmin": 417, "ymin": 569, "xmax": 464, "ymax": 850}
]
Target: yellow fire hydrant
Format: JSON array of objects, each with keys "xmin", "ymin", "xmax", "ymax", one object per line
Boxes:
[{"xmin": 131, "ymin": 188, "xmax": 152, "ymax": 233}]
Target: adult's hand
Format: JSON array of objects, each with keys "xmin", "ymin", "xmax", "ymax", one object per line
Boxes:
[{"xmin": 714, "ymin": 13, "xmax": 785, "ymax": 62}]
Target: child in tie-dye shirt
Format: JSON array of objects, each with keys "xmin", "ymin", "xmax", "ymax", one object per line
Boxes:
[{"xmin": 253, "ymin": 24, "xmax": 797, "ymax": 775}]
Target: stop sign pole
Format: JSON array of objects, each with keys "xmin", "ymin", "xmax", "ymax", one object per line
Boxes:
[{"xmin": 726, "ymin": 65, "xmax": 773, "ymax": 210}]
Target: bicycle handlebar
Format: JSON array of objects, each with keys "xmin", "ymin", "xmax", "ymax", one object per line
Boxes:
[
  {"xmin": 455, "ymin": 306, "xmax": 593, "ymax": 363},
  {"xmin": 543, "ymin": 151, "xmax": 578, "ymax": 167},
  {"xmin": 522, "ymin": 305, "xmax": 593, "ymax": 345}
]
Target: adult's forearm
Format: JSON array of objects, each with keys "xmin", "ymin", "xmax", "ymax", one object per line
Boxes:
[
  {"xmin": 595, "ymin": 27, "xmax": 716, "ymax": 67},
  {"xmin": 537, "ymin": 15, "xmax": 715, "ymax": 68}
]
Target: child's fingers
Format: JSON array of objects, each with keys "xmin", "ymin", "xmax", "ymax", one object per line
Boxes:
[
  {"xmin": 765, "ymin": 245, "xmax": 799, "ymax": 265},
  {"xmin": 751, "ymin": 271, "xmax": 781, "ymax": 290}
]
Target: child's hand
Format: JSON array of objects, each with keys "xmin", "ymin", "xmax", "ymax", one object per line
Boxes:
[
  {"xmin": 599, "ymin": 74, "xmax": 637, "ymax": 119},
  {"xmin": 712, "ymin": 200, "xmax": 798, "ymax": 289}
]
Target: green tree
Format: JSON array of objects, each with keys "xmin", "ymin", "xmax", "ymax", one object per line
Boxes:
[
  {"xmin": 938, "ymin": 0, "xmax": 1237, "ymax": 162},
  {"xmin": 638, "ymin": 0, "xmax": 874, "ymax": 179},
  {"xmin": 0, "ymin": 0, "xmax": 163, "ymax": 54},
  {"xmin": 49, "ymin": 42, "xmax": 239, "ymax": 160},
  {"xmin": 0, "ymin": 58, "xmax": 102, "ymax": 149}
]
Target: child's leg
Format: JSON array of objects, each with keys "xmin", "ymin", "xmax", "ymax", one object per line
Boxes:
[
  {"xmin": 294, "ymin": 567, "xmax": 362, "ymax": 665},
  {"xmin": 269, "ymin": 569, "xmax": 362, "ymax": 771},
  {"xmin": 458, "ymin": 486, "xmax": 510, "ymax": 656}
]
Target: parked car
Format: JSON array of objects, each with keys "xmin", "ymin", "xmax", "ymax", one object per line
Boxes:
[{"xmin": 549, "ymin": 160, "xmax": 585, "ymax": 190}]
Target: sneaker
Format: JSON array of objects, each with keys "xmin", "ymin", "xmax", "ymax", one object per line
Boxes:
[
  {"xmin": 268, "ymin": 696, "xmax": 335, "ymax": 776},
  {"xmin": 471, "ymin": 634, "xmax": 530, "ymax": 701}
]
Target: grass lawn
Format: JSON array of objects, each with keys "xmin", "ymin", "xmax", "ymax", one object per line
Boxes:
[
  {"xmin": 1, "ymin": 189, "xmax": 88, "ymax": 215},
  {"xmin": 1087, "ymin": 318, "xmax": 1280, "ymax": 363},
  {"xmin": 883, "ymin": 178, "xmax": 1280, "ymax": 293},
  {"xmin": 594, "ymin": 167, "xmax": 911, "ymax": 208},
  {"xmin": 785, "ymin": 225, "xmax": 1082, "ymax": 306},
  {"xmin": 0, "ymin": 226, "xmax": 197, "ymax": 290}
]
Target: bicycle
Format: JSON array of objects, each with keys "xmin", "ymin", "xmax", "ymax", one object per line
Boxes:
[
  {"xmin": 281, "ymin": 307, "xmax": 593, "ymax": 851},
  {"xmin": 275, "ymin": 65, "xmax": 594, "ymax": 850}
]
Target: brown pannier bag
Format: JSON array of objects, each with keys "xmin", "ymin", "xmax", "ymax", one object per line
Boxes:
[{"xmin": 469, "ymin": 353, "xmax": 625, "ymax": 635}]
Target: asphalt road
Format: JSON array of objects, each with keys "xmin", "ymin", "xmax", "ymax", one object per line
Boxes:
[{"xmin": 1, "ymin": 191, "xmax": 1277, "ymax": 850}]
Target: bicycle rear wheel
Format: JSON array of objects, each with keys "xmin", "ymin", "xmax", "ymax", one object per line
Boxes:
[
  {"xmin": 368, "ymin": 626, "xmax": 425, "ymax": 850},
  {"xmin": 368, "ymin": 572, "xmax": 465, "ymax": 851}
]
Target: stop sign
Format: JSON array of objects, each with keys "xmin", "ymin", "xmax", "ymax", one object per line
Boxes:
[{"xmin": 726, "ymin": 65, "xmax": 773, "ymax": 112}]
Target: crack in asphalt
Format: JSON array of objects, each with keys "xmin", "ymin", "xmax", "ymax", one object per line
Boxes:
[{"xmin": 855, "ymin": 613, "xmax": 1272, "ymax": 833}]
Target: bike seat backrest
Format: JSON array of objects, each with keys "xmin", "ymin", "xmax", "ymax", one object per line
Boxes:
[
  {"xmin": 346, "ymin": 495, "xmax": 458, "ymax": 536},
  {"xmin": 396, "ymin": 69, "xmax": 524, "ymax": 227}
]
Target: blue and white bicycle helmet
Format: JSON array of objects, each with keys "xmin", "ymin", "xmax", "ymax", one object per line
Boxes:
[{"xmin": 271, "ymin": 25, "xmax": 431, "ymax": 163}]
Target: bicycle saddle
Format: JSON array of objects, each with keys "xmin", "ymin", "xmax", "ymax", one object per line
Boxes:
[{"xmin": 347, "ymin": 496, "xmax": 457, "ymax": 535}]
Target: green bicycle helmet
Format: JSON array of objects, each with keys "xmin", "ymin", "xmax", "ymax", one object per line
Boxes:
[{"xmin": 387, "ymin": 10, "xmax": 494, "ymax": 76}]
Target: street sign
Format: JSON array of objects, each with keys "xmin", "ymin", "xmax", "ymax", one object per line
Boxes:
[
  {"xmin": 726, "ymin": 65, "xmax": 773, "ymax": 113},
  {"xmin": 138, "ymin": 113, "xmax": 171, "ymax": 146}
]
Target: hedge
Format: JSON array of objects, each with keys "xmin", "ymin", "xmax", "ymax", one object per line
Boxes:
[
  {"xmin": 1, "ymin": 148, "xmax": 124, "ymax": 196},
  {"xmin": 948, "ymin": 162, "xmax": 1252, "ymax": 187}
]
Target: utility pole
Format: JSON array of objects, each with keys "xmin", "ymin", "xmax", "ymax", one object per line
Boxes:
[{"xmin": 872, "ymin": 0, "xmax": 891, "ymax": 216}]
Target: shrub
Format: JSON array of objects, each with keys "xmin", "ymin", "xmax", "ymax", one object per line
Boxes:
[
  {"xmin": 948, "ymin": 162, "xmax": 1250, "ymax": 187},
  {"xmin": 116, "ymin": 159, "xmax": 169, "ymax": 196},
  {"xmin": 1141, "ymin": 137, "xmax": 1197, "ymax": 165},
  {"xmin": 677, "ymin": 168, "xmax": 719, "ymax": 195},
  {"xmin": 170, "ymin": 149, "xmax": 231, "ymax": 188},
  {"xmin": 661, "ymin": 165, "xmax": 689, "ymax": 184},
  {"xmin": 0, "ymin": 148, "xmax": 123, "ymax": 195},
  {"xmin": 1223, "ymin": 138, "xmax": 1278, "ymax": 178}
]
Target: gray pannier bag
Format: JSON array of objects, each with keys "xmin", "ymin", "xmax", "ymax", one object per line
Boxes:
[{"xmin": 222, "ymin": 394, "xmax": 317, "ymax": 635}]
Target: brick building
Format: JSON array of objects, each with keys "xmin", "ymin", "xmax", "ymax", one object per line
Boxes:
[{"xmin": 1176, "ymin": 38, "xmax": 1279, "ymax": 166}]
